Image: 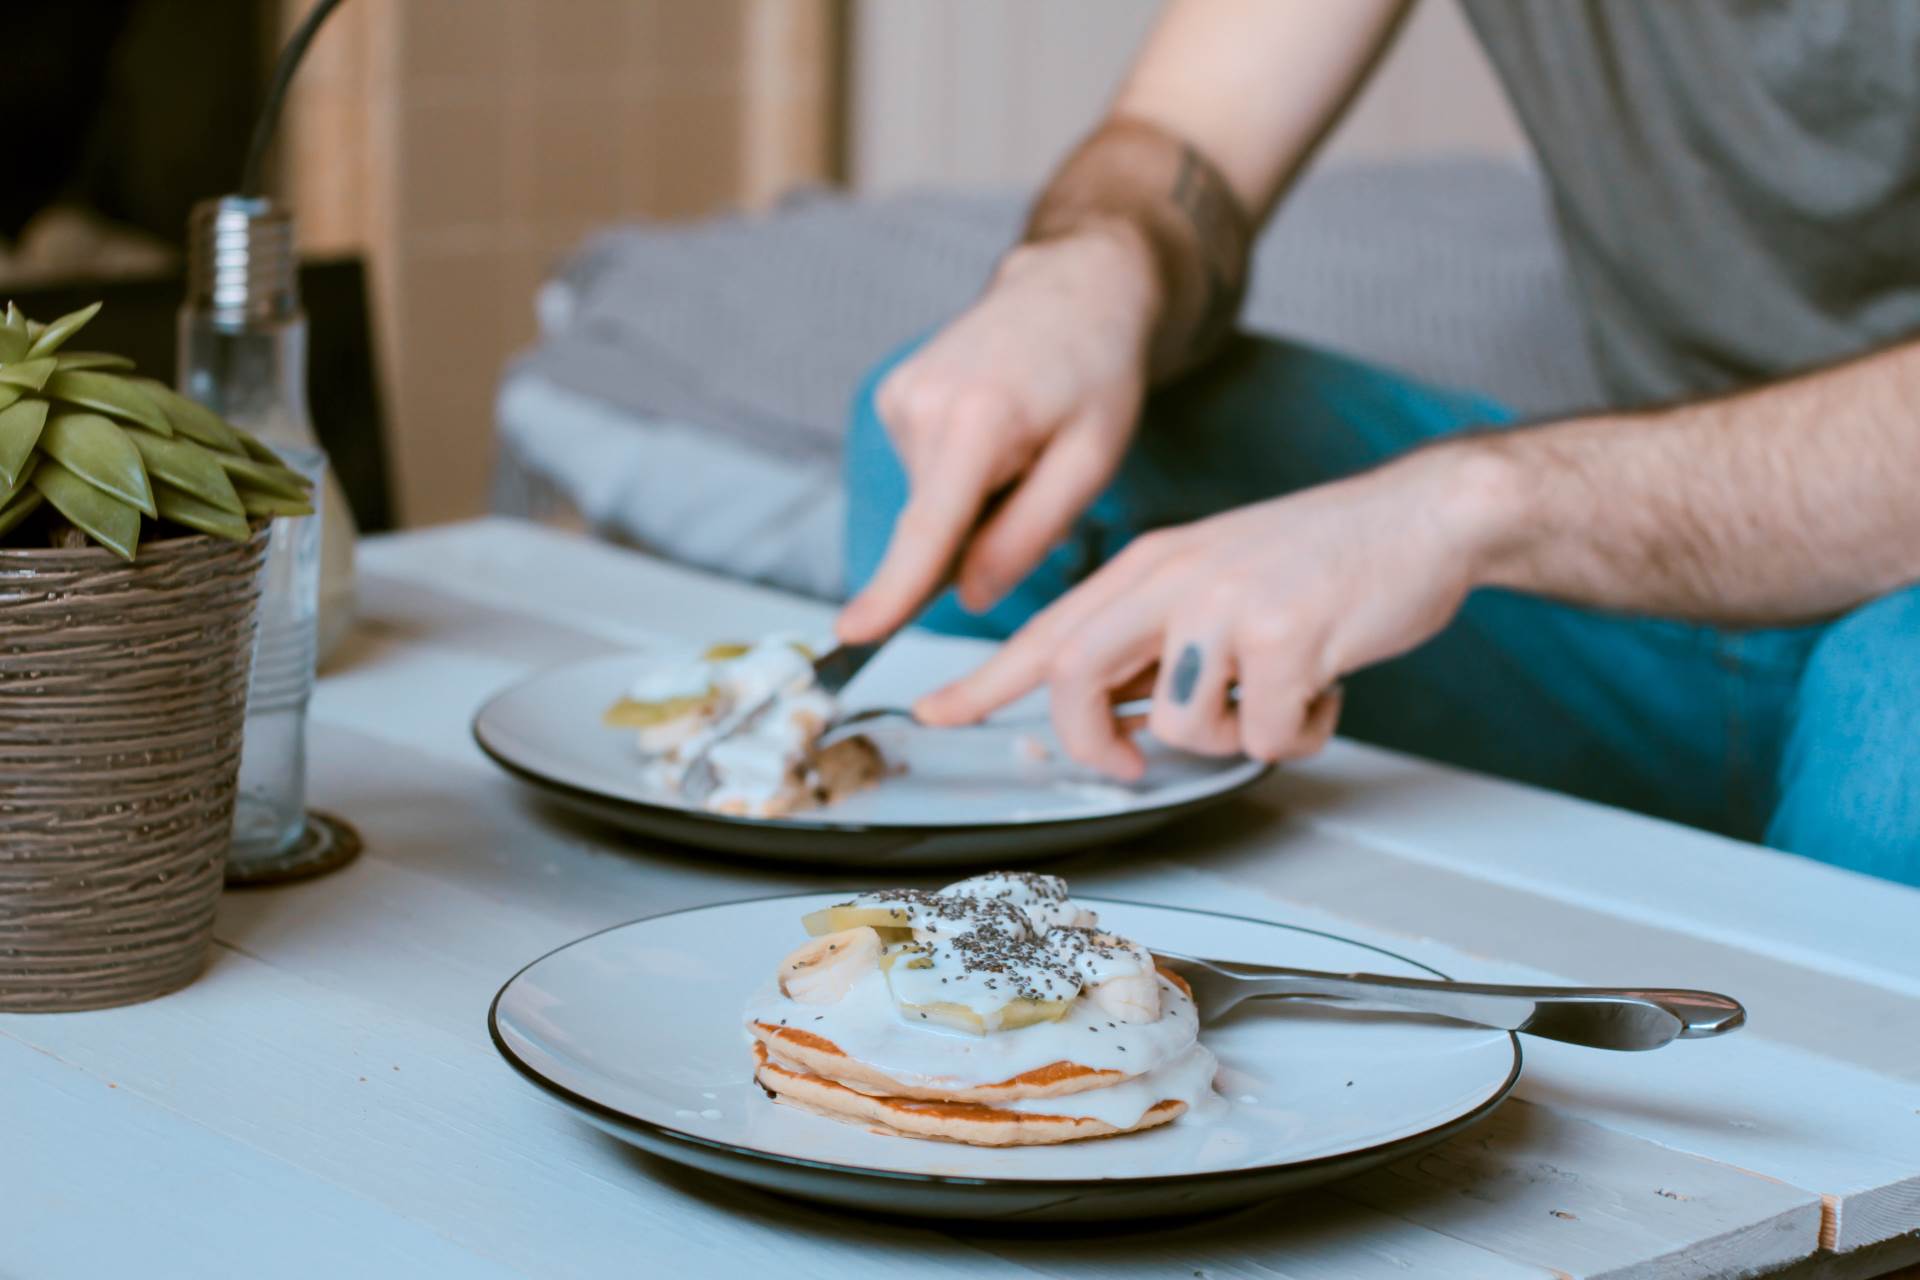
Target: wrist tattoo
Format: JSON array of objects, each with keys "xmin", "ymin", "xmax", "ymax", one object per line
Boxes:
[
  {"xmin": 1170, "ymin": 145, "xmax": 1247, "ymax": 361},
  {"xmin": 1023, "ymin": 117, "xmax": 1253, "ymax": 383}
]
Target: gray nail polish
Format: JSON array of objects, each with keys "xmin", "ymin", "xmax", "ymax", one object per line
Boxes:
[{"xmin": 1170, "ymin": 644, "xmax": 1202, "ymax": 704}]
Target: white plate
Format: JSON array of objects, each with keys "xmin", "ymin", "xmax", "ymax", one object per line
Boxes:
[
  {"xmin": 490, "ymin": 894, "xmax": 1521, "ymax": 1221},
  {"xmin": 472, "ymin": 632, "xmax": 1269, "ymax": 866}
]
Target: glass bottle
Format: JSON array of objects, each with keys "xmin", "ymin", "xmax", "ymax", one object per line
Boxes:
[{"xmin": 180, "ymin": 196, "xmax": 332, "ymax": 882}]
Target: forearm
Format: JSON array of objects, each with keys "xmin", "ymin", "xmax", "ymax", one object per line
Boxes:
[
  {"xmin": 1024, "ymin": 0, "xmax": 1410, "ymax": 381},
  {"xmin": 1456, "ymin": 339, "xmax": 1920, "ymax": 624}
]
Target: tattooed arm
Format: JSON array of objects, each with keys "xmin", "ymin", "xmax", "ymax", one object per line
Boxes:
[
  {"xmin": 839, "ymin": 0, "xmax": 1411, "ymax": 640},
  {"xmin": 1034, "ymin": 0, "xmax": 1412, "ymax": 379}
]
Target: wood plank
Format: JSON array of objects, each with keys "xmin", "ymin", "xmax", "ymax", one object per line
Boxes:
[
  {"xmin": 0, "ymin": 949, "xmax": 1037, "ymax": 1280},
  {"xmin": 1119, "ymin": 812, "xmax": 1920, "ymax": 1085},
  {"xmin": 357, "ymin": 518, "xmax": 830, "ymax": 647},
  {"xmin": 1081, "ymin": 859, "xmax": 1920, "ymax": 1257},
  {"xmin": 1270, "ymin": 741, "xmax": 1920, "ymax": 999},
  {"xmin": 0, "ymin": 1037, "xmax": 521, "ymax": 1280},
  {"xmin": 1340, "ymin": 1099, "xmax": 1820, "ymax": 1280},
  {"xmin": 966, "ymin": 1189, "xmax": 1558, "ymax": 1279}
]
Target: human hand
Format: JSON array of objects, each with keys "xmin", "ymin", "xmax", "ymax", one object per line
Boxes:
[
  {"xmin": 914, "ymin": 445, "xmax": 1519, "ymax": 778},
  {"xmin": 836, "ymin": 224, "xmax": 1163, "ymax": 642}
]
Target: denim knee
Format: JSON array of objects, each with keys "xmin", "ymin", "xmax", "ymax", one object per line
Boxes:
[
  {"xmin": 1767, "ymin": 584, "xmax": 1920, "ymax": 885},
  {"xmin": 842, "ymin": 340, "xmax": 919, "ymax": 599}
]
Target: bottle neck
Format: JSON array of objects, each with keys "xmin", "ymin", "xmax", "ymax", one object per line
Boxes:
[
  {"xmin": 177, "ymin": 312, "xmax": 314, "ymax": 451},
  {"xmin": 178, "ymin": 195, "xmax": 317, "ymax": 452}
]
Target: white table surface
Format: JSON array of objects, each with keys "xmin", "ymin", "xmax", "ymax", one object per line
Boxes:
[{"xmin": 7, "ymin": 517, "xmax": 1919, "ymax": 1280}]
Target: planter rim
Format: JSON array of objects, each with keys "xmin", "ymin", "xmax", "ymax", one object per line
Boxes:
[{"xmin": 0, "ymin": 525, "xmax": 270, "ymax": 568}]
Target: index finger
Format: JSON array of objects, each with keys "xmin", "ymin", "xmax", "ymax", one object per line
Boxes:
[
  {"xmin": 915, "ymin": 531, "xmax": 1180, "ymax": 724},
  {"xmin": 837, "ymin": 419, "xmax": 1003, "ymax": 643}
]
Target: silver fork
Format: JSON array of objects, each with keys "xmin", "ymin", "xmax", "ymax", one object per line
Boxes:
[
  {"xmin": 1153, "ymin": 950, "xmax": 1745, "ymax": 1051},
  {"xmin": 815, "ymin": 694, "xmax": 1185, "ymax": 749}
]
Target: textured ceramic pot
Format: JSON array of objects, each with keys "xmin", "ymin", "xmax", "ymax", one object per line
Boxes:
[{"xmin": 0, "ymin": 528, "xmax": 269, "ymax": 1011}]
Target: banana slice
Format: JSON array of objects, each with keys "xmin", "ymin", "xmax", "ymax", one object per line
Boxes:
[
  {"xmin": 778, "ymin": 926, "xmax": 883, "ymax": 1005},
  {"xmin": 896, "ymin": 995, "xmax": 1073, "ymax": 1035},
  {"xmin": 602, "ymin": 691, "xmax": 715, "ymax": 729},
  {"xmin": 1087, "ymin": 971, "xmax": 1161, "ymax": 1024},
  {"xmin": 802, "ymin": 904, "xmax": 915, "ymax": 943}
]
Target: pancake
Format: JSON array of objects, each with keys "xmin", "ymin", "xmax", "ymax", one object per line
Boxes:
[
  {"xmin": 749, "ymin": 1021, "xmax": 1128, "ymax": 1102},
  {"xmin": 751, "ymin": 1043, "xmax": 1186, "ymax": 1146},
  {"xmin": 747, "ymin": 966, "xmax": 1190, "ymax": 1103}
]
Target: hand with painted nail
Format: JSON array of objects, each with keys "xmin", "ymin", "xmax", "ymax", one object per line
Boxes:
[
  {"xmin": 913, "ymin": 446, "xmax": 1517, "ymax": 778},
  {"xmin": 836, "ymin": 226, "xmax": 1160, "ymax": 643}
]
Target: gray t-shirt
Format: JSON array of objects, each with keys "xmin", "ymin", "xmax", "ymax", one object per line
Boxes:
[{"xmin": 1461, "ymin": 0, "xmax": 1920, "ymax": 407}]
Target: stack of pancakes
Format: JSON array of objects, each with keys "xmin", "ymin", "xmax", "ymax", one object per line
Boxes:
[{"xmin": 748, "ymin": 966, "xmax": 1199, "ymax": 1147}]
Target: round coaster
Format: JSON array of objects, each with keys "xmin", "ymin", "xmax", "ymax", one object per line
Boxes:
[{"xmin": 225, "ymin": 810, "xmax": 363, "ymax": 888}]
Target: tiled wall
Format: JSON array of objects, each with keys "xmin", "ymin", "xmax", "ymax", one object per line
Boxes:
[{"xmin": 282, "ymin": 0, "xmax": 840, "ymax": 527}]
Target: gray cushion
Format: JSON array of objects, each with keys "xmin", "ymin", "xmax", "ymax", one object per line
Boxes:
[{"xmin": 495, "ymin": 158, "xmax": 1601, "ymax": 599}]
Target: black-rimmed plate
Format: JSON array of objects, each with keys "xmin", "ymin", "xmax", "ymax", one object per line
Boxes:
[
  {"xmin": 472, "ymin": 633, "xmax": 1269, "ymax": 866},
  {"xmin": 489, "ymin": 894, "xmax": 1521, "ymax": 1221}
]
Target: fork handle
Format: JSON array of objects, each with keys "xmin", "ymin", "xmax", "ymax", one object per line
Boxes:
[{"xmin": 1214, "ymin": 967, "xmax": 1744, "ymax": 1051}]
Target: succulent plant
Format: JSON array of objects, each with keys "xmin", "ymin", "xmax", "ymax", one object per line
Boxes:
[{"xmin": 0, "ymin": 301, "xmax": 313, "ymax": 560}]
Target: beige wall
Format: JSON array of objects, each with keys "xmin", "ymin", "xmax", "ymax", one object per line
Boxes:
[
  {"xmin": 281, "ymin": 0, "xmax": 839, "ymax": 527},
  {"xmin": 848, "ymin": 0, "xmax": 1528, "ymax": 192}
]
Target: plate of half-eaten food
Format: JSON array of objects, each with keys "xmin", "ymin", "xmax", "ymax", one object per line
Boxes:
[
  {"xmin": 472, "ymin": 630, "xmax": 1269, "ymax": 866},
  {"xmin": 488, "ymin": 874, "xmax": 1521, "ymax": 1221}
]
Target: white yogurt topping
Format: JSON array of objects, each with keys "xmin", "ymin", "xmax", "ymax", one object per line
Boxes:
[
  {"xmin": 998, "ymin": 1042, "xmax": 1219, "ymax": 1128},
  {"xmin": 834, "ymin": 873, "xmax": 1155, "ymax": 1022},
  {"xmin": 746, "ymin": 969, "xmax": 1201, "ymax": 1086},
  {"xmin": 622, "ymin": 650, "xmax": 717, "ymax": 703}
]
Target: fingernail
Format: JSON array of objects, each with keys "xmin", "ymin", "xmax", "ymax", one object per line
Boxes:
[{"xmin": 1169, "ymin": 644, "xmax": 1202, "ymax": 704}]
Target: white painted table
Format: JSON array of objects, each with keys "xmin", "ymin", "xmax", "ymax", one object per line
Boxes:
[{"xmin": 7, "ymin": 517, "xmax": 1919, "ymax": 1280}]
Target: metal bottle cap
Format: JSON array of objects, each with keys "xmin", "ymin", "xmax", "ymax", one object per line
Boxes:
[{"xmin": 185, "ymin": 195, "xmax": 299, "ymax": 325}]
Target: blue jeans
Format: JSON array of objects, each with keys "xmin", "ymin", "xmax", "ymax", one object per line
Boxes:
[{"xmin": 845, "ymin": 335, "xmax": 1920, "ymax": 886}]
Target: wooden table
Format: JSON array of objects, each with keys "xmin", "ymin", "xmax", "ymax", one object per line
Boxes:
[{"xmin": 7, "ymin": 517, "xmax": 1918, "ymax": 1280}]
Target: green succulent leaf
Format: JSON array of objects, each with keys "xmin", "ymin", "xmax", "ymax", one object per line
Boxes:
[
  {"xmin": 0, "ymin": 316, "xmax": 27, "ymax": 365},
  {"xmin": 38, "ymin": 411, "xmax": 158, "ymax": 518},
  {"xmin": 24, "ymin": 302, "xmax": 102, "ymax": 360},
  {"xmin": 0, "ymin": 385, "xmax": 21, "ymax": 414},
  {"xmin": 234, "ymin": 483, "xmax": 315, "ymax": 518},
  {"xmin": 0, "ymin": 452, "xmax": 38, "ymax": 509},
  {"xmin": 0, "ymin": 398, "xmax": 50, "ymax": 488},
  {"xmin": 128, "ymin": 378, "xmax": 242, "ymax": 453},
  {"xmin": 55, "ymin": 351, "xmax": 138, "ymax": 373},
  {"xmin": 42, "ymin": 370, "xmax": 173, "ymax": 437},
  {"xmin": 239, "ymin": 432, "xmax": 287, "ymax": 466},
  {"xmin": 0, "ymin": 488, "xmax": 43, "ymax": 538},
  {"xmin": 154, "ymin": 482, "xmax": 253, "ymax": 542},
  {"xmin": 127, "ymin": 429, "xmax": 245, "ymax": 515},
  {"xmin": 30, "ymin": 457, "xmax": 140, "ymax": 561},
  {"xmin": 0, "ymin": 357, "xmax": 57, "ymax": 392},
  {"xmin": 215, "ymin": 451, "xmax": 310, "ymax": 501}
]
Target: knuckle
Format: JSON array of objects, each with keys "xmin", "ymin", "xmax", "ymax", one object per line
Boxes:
[
  {"xmin": 1240, "ymin": 607, "xmax": 1302, "ymax": 654},
  {"xmin": 895, "ymin": 502, "xmax": 950, "ymax": 540},
  {"xmin": 949, "ymin": 387, "xmax": 1015, "ymax": 436}
]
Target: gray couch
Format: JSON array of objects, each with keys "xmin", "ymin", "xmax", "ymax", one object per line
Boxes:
[{"xmin": 495, "ymin": 159, "xmax": 1603, "ymax": 601}]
